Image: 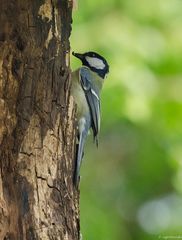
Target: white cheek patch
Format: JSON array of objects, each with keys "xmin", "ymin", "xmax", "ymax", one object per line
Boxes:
[{"xmin": 85, "ymin": 56, "xmax": 105, "ymax": 70}]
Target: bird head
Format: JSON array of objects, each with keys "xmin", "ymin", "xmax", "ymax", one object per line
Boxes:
[{"xmin": 72, "ymin": 51, "xmax": 109, "ymax": 79}]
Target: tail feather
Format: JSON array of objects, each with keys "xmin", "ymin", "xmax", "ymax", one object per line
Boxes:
[{"xmin": 73, "ymin": 132, "xmax": 86, "ymax": 186}]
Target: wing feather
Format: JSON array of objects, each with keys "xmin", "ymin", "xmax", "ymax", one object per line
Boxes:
[{"xmin": 79, "ymin": 67, "xmax": 100, "ymax": 144}]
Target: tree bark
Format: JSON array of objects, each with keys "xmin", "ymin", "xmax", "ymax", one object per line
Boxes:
[{"xmin": 0, "ymin": 0, "xmax": 79, "ymax": 239}]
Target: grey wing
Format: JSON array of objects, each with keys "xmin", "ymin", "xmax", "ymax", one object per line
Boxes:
[{"xmin": 79, "ymin": 67, "xmax": 100, "ymax": 144}]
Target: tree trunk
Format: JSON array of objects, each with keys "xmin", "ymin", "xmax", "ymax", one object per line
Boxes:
[{"xmin": 0, "ymin": 0, "xmax": 79, "ymax": 239}]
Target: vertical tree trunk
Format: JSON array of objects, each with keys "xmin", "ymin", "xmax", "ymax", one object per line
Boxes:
[{"xmin": 0, "ymin": 0, "xmax": 79, "ymax": 239}]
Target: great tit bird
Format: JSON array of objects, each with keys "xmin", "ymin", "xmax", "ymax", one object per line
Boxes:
[{"xmin": 71, "ymin": 51, "xmax": 109, "ymax": 186}]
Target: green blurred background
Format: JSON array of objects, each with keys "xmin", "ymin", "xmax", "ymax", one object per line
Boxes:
[{"xmin": 70, "ymin": 0, "xmax": 182, "ymax": 239}]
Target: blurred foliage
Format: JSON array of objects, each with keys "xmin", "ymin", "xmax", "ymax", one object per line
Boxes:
[{"xmin": 70, "ymin": 0, "xmax": 182, "ymax": 239}]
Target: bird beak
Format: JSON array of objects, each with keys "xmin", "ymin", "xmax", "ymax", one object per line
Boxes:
[{"xmin": 72, "ymin": 52, "xmax": 84, "ymax": 60}]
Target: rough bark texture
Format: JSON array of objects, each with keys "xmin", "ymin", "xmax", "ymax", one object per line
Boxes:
[{"xmin": 0, "ymin": 0, "xmax": 79, "ymax": 239}]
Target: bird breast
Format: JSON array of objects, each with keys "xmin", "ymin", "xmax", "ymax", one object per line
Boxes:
[{"xmin": 71, "ymin": 71, "xmax": 89, "ymax": 119}]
